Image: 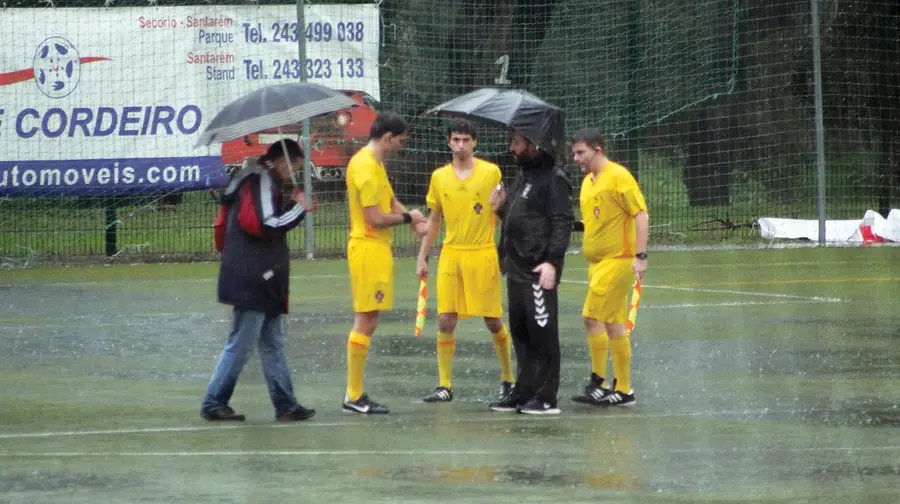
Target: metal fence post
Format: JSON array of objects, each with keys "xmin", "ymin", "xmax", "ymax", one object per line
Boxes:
[
  {"xmin": 296, "ymin": 0, "xmax": 315, "ymax": 259},
  {"xmin": 811, "ymin": 0, "xmax": 827, "ymax": 245}
]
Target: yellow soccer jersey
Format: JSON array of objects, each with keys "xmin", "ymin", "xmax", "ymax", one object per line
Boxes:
[
  {"xmin": 346, "ymin": 147, "xmax": 395, "ymax": 245},
  {"xmin": 580, "ymin": 161, "xmax": 648, "ymax": 261},
  {"xmin": 426, "ymin": 159, "xmax": 501, "ymax": 248}
]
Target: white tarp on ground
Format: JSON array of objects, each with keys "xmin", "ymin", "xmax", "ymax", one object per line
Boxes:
[{"xmin": 758, "ymin": 209, "xmax": 900, "ymax": 243}]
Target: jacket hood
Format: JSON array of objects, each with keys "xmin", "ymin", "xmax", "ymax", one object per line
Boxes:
[
  {"xmin": 219, "ymin": 158, "xmax": 278, "ymax": 204},
  {"xmin": 519, "ymin": 150, "xmax": 556, "ymax": 172}
]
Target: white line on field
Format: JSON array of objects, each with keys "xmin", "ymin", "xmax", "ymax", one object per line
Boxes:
[
  {"xmin": 0, "ymin": 407, "xmax": 839, "ymax": 441},
  {"xmin": 0, "ymin": 275, "xmax": 347, "ymax": 288},
  {"xmin": 0, "ymin": 450, "xmax": 499, "ymax": 457},
  {"xmin": 561, "ymin": 280, "xmax": 841, "ymax": 302},
  {"xmin": 646, "ymin": 300, "xmax": 839, "ymax": 309},
  {"xmin": 0, "ymin": 421, "xmax": 367, "ymax": 440},
  {"xmin": 0, "ymin": 299, "xmax": 839, "ymax": 331},
  {"xmin": 650, "ymin": 284, "xmax": 841, "ymax": 302},
  {"xmin": 2, "ymin": 445, "xmax": 898, "ymax": 458},
  {"xmin": 564, "ymin": 260, "xmax": 868, "ymax": 271}
]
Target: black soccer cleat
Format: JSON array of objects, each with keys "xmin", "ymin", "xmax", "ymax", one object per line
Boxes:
[
  {"xmin": 498, "ymin": 381, "xmax": 514, "ymax": 400},
  {"xmin": 572, "ymin": 373, "xmax": 613, "ymax": 405},
  {"xmin": 276, "ymin": 403, "xmax": 316, "ymax": 422},
  {"xmin": 597, "ymin": 389, "xmax": 636, "ymax": 407},
  {"xmin": 594, "ymin": 379, "xmax": 636, "ymax": 407},
  {"xmin": 489, "ymin": 393, "xmax": 522, "ymax": 412},
  {"xmin": 343, "ymin": 393, "xmax": 389, "ymax": 414},
  {"xmin": 489, "ymin": 381, "xmax": 517, "ymax": 411},
  {"xmin": 201, "ymin": 405, "xmax": 246, "ymax": 422},
  {"xmin": 518, "ymin": 398, "xmax": 561, "ymax": 415},
  {"xmin": 423, "ymin": 387, "xmax": 453, "ymax": 403}
]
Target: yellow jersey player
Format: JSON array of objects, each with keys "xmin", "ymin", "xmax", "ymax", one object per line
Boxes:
[
  {"xmin": 570, "ymin": 127, "xmax": 648, "ymax": 407},
  {"xmin": 343, "ymin": 112, "xmax": 428, "ymax": 414},
  {"xmin": 415, "ymin": 119, "xmax": 515, "ymax": 404}
]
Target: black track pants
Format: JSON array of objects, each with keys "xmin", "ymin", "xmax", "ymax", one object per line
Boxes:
[{"xmin": 506, "ymin": 278, "xmax": 561, "ymax": 405}]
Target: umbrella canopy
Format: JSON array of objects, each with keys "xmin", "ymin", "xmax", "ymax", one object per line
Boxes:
[
  {"xmin": 194, "ymin": 82, "xmax": 358, "ymax": 147},
  {"xmin": 427, "ymin": 88, "xmax": 566, "ymax": 162}
]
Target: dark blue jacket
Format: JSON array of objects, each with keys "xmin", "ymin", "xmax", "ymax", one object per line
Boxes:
[{"xmin": 217, "ymin": 162, "xmax": 306, "ymax": 314}]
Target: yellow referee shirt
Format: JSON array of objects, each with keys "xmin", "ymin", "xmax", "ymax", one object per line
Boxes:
[
  {"xmin": 425, "ymin": 158, "xmax": 501, "ymax": 248},
  {"xmin": 346, "ymin": 147, "xmax": 395, "ymax": 246},
  {"xmin": 580, "ymin": 161, "xmax": 648, "ymax": 261}
]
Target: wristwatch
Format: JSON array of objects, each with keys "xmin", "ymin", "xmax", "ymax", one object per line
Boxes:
[{"xmin": 635, "ymin": 252, "xmax": 648, "ymax": 260}]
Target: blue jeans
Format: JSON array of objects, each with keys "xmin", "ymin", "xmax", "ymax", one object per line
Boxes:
[{"xmin": 202, "ymin": 309, "xmax": 298, "ymax": 414}]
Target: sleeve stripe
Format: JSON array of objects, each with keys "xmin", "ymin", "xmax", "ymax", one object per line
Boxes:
[
  {"xmin": 265, "ymin": 204, "xmax": 305, "ymax": 227},
  {"xmin": 257, "ymin": 169, "xmax": 306, "ymax": 229},
  {"xmin": 258, "ymin": 171, "xmax": 277, "ymax": 222}
]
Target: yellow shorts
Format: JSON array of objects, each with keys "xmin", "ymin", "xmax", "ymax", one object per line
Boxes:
[
  {"xmin": 582, "ymin": 258, "xmax": 635, "ymax": 324},
  {"xmin": 347, "ymin": 238, "xmax": 394, "ymax": 312},
  {"xmin": 436, "ymin": 246, "xmax": 503, "ymax": 319}
]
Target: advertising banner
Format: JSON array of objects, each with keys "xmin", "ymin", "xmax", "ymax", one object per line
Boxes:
[{"xmin": 0, "ymin": 5, "xmax": 380, "ymax": 197}]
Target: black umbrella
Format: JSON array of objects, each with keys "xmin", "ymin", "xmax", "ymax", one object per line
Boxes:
[
  {"xmin": 427, "ymin": 88, "xmax": 566, "ymax": 162},
  {"xmin": 194, "ymin": 82, "xmax": 358, "ymax": 147},
  {"xmin": 194, "ymin": 82, "xmax": 358, "ymax": 186}
]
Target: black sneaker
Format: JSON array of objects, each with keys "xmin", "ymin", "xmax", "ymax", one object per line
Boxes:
[
  {"xmin": 423, "ymin": 387, "xmax": 453, "ymax": 403},
  {"xmin": 518, "ymin": 398, "xmax": 561, "ymax": 415},
  {"xmin": 489, "ymin": 393, "xmax": 522, "ymax": 412},
  {"xmin": 201, "ymin": 405, "xmax": 245, "ymax": 422},
  {"xmin": 572, "ymin": 373, "xmax": 612, "ymax": 405},
  {"xmin": 598, "ymin": 389, "xmax": 636, "ymax": 407},
  {"xmin": 596, "ymin": 379, "xmax": 636, "ymax": 407},
  {"xmin": 276, "ymin": 403, "xmax": 316, "ymax": 422},
  {"xmin": 498, "ymin": 381, "xmax": 514, "ymax": 400},
  {"xmin": 342, "ymin": 393, "xmax": 389, "ymax": 414}
]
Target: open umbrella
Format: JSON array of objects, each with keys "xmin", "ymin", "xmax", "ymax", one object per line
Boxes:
[
  {"xmin": 195, "ymin": 82, "xmax": 358, "ymax": 147},
  {"xmin": 195, "ymin": 82, "xmax": 357, "ymax": 186},
  {"xmin": 427, "ymin": 88, "xmax": 566, "ymax": 162}
]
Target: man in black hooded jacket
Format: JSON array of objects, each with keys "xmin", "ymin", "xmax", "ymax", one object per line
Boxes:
[{"xmin": 489, "ymin": 133, "xmax": 574, "ymax": 415}]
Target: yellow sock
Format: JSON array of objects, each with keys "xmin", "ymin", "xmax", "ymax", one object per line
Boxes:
[
  {"xmin": 437, "ymin": 332, "xmax": 456, "ymax": 389},
  {"xmin": 587, "ymin": 331, "xmax": 610, "ymax": 379},
  {"xmin": 346, "ymin": 331, "xmax": 371, "ymax": 401},
  {"xmin": 609, "ymin": 336, "xmax": 632, "ymax": 393},
  {"xmin": 492, "ymin": 326, "xmax": 515, "ymax": 383}
]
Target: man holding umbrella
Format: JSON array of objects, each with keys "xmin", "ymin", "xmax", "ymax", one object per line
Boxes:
[
  {"xmin": 201, "ymin": 139, "xmax": 318, "ymax": 422},
  {"xmin": 195, "ymin": 82, "xmax": 359, "ymax": 422},
  {"xmin": 428, "ymin": 88, "xmax": 574, "ymax": 415}
]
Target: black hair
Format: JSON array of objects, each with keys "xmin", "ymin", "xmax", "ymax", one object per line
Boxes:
[
  {"xmin": 369, "ymin": 111, "xmax": 408, "ymax": 140},
  {"xmin": 446, "ymin": 118, "xmax": 478, "ymax": 140},
  {"xmin": 263, "ymin": 138, "xmax": 303, "ymax": 161},
  {"xmin": 571, "ymin": 127, "xmax": 606, "ymax": 151}
]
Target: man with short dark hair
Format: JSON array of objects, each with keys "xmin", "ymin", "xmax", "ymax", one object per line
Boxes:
[
  {"xmin": 416, "ymin": 118, "xmax": 515, "ymax": 404},
  {"xmin": 343, "ymin": 112, "xmax": 428, "ymax": 414},
  {"xmin": 570, "ymin": 127, "xmax": 648, "ymax": 407},
  {"xmin": 201, "ymin": 139, "xmax": 318, "ymax": 423},
  {"xmin": 489, "ymin": 133, "xmax": 573, "ymax": 415}
]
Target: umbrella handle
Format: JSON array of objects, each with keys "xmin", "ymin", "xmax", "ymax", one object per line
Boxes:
[{"xmin": 277, "ymin": 127, "xmax": 300, "ymax": 187}]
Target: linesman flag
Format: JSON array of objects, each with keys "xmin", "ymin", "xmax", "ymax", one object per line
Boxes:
[
  {"xmin": 414, "ymin": 256, "xmax": 429, "ymax": 338},
  {"xmin": 414, "ymin": 274, "xmax": 428, "ymax": 338},
  {"xmin": 625, "ymin": 280, "xmax": 642, "ymax": 337}
]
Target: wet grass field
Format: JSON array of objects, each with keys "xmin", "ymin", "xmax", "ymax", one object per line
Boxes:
[{"xmin": 1, "ymin": 247, "xmax": 898, "ymax": 503}]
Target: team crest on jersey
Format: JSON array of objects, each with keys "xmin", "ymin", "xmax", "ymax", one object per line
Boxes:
[
  {"xmin": 521, "ymin": 183, "xmax": 532, "ymax": 199},
  {"xmin": 375, "ymin": 290, "xmax": 384, "ymax": 303},
  {"xmin": 593, "ymin": 206, "xmax": 600, "ymax": 217},
  {"xmin": 473, "ymin": 202, "xmax": 483, "ymax": 214}
]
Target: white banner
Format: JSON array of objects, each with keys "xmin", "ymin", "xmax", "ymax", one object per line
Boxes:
[{"xmin": 0, "ymin": 5, "xmax": 380, "ymax": 196}]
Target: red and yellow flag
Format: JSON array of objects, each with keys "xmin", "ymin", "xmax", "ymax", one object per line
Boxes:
[
  {"xmin": 414, "ymin": 274, "xmax": 428, "ymax": 337},
  {"xmin": 625, "ymin": 280, "xmax": 642, "ymax": 337}
]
